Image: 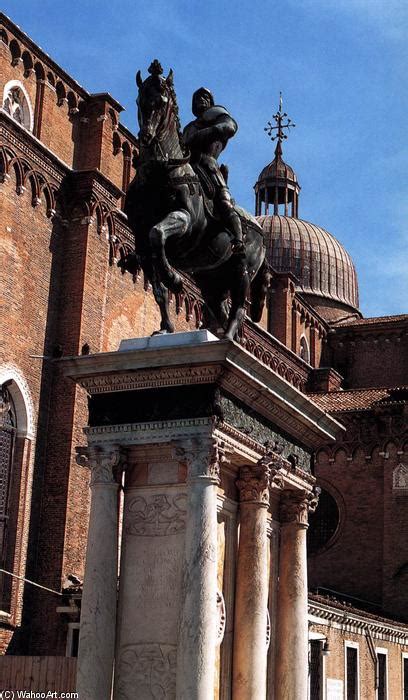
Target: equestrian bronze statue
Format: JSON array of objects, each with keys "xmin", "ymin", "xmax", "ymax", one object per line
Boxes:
[{"xmin": 122, "ymin": 60, "xmax": 269, "ymax": 340}]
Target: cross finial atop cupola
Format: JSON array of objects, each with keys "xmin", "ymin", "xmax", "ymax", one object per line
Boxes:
[
  {"xmin": 264, "ymin": 93, "xmax": 296, "ymax": 158},
  {"xmin": 255, "ymin": 95, "xmax": 300, "ymax": 217}
]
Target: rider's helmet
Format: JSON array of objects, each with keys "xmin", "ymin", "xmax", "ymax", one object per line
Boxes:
[{"xmin": 192, "ymin": 87, "xmax": 215, "ymax": 117}]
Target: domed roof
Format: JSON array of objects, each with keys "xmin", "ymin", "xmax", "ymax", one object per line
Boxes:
[
  {"xmin": 257, "ymin": 150, "xmax": 298, "ymax": 186},
  {"xmin": 258, "ymin": 214, "xmax": 359, "ymax": 311}
]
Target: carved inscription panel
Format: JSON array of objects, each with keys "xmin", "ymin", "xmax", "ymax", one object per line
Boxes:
[
  {"xmin": 115, "ymin": 487, "xmax": 186, "ymax": 696},
  {"xmin": 116, "ymin": 643, "xmax": 177, "ymax": 700},
  {"xmin": 125, "ymin": 492, "xmax": 187, "ymax": 536}
]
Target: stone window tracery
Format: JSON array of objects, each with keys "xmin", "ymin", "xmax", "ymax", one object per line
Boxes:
[
  {"xmin": 299, "ymin": 335, "xmax": 310, "ymax": 364},
  {"xmin": 2, "ymin": 80, "xmax": 33, "ymax": 131},
  {"xmin": 0, "ymin": 385, "xmax": 16, "ymax": 609}
]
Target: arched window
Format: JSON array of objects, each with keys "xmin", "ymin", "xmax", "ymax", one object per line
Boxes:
[
  {"xmin": 0, "ymin": 368, "xmax": 35, "ymax": 617},
  {"xmin": 299, "ymin": 334, "xmax": 310, "ymax": 364},
  {"xmin": 2, "ymin": 80, "xmax": 34, "ymax": 131},
  {"xmin": 0, "ymin": 385, "xmax": 17, "ymax": 609}
]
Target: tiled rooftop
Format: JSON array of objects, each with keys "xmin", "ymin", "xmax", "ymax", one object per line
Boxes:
[
  {"xmin": 335, "ymin": 314, "xmax": 408, "ymax": 327},
  {"xmin": 309, "ymin": 388, "xmax": 393, "ymax": 412}
]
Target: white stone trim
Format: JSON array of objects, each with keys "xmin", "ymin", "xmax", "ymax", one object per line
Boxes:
[
  {"xmin": 299, "ymin": 334, "xmax": 311, "ymax": 364},
  {"xmin": 375, "ymin": 647, "xmax": 388, "ymax": 700},
  {"xmin": 66, "ymin": 622, "xmax": 80, "ymax": 657},
  {"xmin": 344, "ymin": 640, "xmax": 360, "ymax": 700},
  {"xmin": 308, "ymin": 636, "xmax": 326, "ymax": 700},
  {"xmin": 2, "ymin": 80, "xmax": 34, "ymax": 131},
  {"xmin": 308, "ymin": 602, "xmax": 408, "ymax": 645},
  {"xmin": 0, "ymin": 364, "xmax": 35, "ymax": 438},
  {"xmin": 402, "ymin": 652, "xmax": 408, "ymax": 699}
]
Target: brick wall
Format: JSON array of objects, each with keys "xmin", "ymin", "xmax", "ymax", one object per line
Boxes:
[{"xmin": 329, "ymin": 327, "xmax": 408, "ymax": 389}]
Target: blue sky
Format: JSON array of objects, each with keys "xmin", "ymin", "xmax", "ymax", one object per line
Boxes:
[{"xmin": 4, "ymin": 0, "xmax": 407, "ymax": 317}]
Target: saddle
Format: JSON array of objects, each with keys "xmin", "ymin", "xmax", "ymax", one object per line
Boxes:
[{"xmin": 192, "ymin": 162, "xmax": 231, "ymax": 229}]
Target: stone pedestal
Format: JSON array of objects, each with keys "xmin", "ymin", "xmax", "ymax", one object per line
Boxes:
[
  {"xmin": 63, "ymin": 331, "xmax": 338, "ymax": 700},
  {"xmin": 233, "ymin": 459, "xmax": 271, "ymax": 698},
  {"xmin": 76, "ymin": 445, "xmax": 123, "ymax": 700},
  {"xmin": 275, "ymin": 489, "xmax": 318, "ymax": 700}
]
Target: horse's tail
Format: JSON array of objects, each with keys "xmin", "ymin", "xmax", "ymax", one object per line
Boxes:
[{"xmin": 250, "ymin": 257, "xmax": 271, "ymax": 323}]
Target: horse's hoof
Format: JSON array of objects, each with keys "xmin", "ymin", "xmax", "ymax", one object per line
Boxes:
[
  {"xmin": 224, "ymin": 331, "xmax": 236, "ymax": 342},
  {"xmin": 151, "ymin": 329, "xmax": 174, "ymax": 336}
]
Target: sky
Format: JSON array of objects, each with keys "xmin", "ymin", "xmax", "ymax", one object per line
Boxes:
[{"xmin": 3, "ymin": 0, "xmax": 407, "ymax": 317}]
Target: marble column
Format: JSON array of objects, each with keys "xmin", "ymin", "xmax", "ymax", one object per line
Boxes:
[
  {"xmin": 176, "ymin": 437, "xmax": 223, "ymax": 700},
  {"xmin": 275, "ymin": 489, "xmax": 319, "ymax": 700},
  {"xmin": 76, "ymin": 444, "xmax": 125, "ymax": 700},
  {"xmin": 232, "ymin": 457, "xmax": 271, "ymax": 699}
]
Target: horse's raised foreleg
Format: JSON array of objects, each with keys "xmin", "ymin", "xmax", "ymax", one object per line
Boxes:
[
  {"xmin": 149, "ymin": 210, "xmax": 190, "ymax": 293},
  {"xmin": 224, "ymin": 254, "xmax": 250, "ymax": 341}
]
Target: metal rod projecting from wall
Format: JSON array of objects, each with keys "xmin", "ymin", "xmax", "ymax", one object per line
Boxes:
[
  {"xmin": 0, "ymin": 568, "xmax": 63, "ymax": 596},
  {"xmin": 366, "ymin": 628, "xmax": 379, "ymax": 690}
]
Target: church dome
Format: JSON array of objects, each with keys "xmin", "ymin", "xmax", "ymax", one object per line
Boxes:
[
  {"xmin": 257, "ymin": 215, "xmax": 359, "ymax": 313},
  {"xmin": 254, "ymin": 99, "xmax": 360, "ymax": 321}
]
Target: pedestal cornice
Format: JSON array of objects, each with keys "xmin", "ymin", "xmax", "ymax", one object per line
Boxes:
[{"xmin": 62, "ymin": 335, "xmax": 343, "ymax": 450}]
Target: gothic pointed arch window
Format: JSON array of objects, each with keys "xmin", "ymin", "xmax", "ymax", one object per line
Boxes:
[
  {"xmin": 2, "ymin": 80, "xmax": 34, "ymax": 131},
  {"xmin": 0, "ymin": 384, "xmax": 17, "ymax": 608},
  {"xmin": 299, "ymin": 334, "xmax": 310, "ymax": 364}
]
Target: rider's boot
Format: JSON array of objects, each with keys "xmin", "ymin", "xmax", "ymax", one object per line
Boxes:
[{"xmin": 227, "ymin": 210, "xmax": 245, "ymax": 254}]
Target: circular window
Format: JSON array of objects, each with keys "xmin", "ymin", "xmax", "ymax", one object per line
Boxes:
[{"xmin": 307, "ymin": 488, "xmax": 340, "ymax": 555}]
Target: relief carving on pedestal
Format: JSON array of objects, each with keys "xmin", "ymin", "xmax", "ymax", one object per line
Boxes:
[
  {"xmin": 116, "ymin": 643, "xmax": 177, "ymax": 699},
  {"xmin": 125, "ymin": 493, "xmax": 187, "ymax": 536}
]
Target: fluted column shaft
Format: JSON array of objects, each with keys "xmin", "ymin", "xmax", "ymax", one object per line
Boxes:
[
  {"xmin": 233, "ymin": 459, "xmax": 271, "ymax": 699},
  {"xmin": 275, "ymin": 489, "xmax": 318, "ymax": 700},
  {"xmin": 76, "ymin": 445, "xmax": 124, "ymax": 700},
  {"xmin": 176, "ymin": 437, "xmax": 223, "ymax": 700}
]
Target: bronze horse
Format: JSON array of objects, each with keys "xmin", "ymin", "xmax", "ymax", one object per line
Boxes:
[{"xmin": 123, "ymin": 62, "xmax": 269, "ymax": 340}]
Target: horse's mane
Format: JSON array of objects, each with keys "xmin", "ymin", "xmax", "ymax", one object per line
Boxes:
[{"xmin": 166, "ymin": 80, "xmax": 188, "ymax": 156}]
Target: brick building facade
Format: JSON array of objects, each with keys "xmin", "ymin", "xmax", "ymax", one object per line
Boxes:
[{"xmin": 0, "ymin": 11, "xmax": 407, "ymax": 698}]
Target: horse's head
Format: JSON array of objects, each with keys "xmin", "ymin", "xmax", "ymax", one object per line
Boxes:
[{"xmin": 136, "ymin": 59, "xmax": 175, "ymax": 148}]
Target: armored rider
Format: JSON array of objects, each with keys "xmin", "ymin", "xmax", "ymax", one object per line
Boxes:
[{"xmin": 183, "ymin": 87, "xmax": 244, "ymax": 253}]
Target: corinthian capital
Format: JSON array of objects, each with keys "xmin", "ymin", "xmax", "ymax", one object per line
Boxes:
[
  {"xmin": 175, "ymin": 437, "xmax": 228, "ymax": 484},
  {"xmin": 236, "ymin": 458, "xmax": 271, "ymax": 506},
  {"xmin": 279, "ymin": 487, "xmax": 320, "ymax": 526},
  {"xmin": 76, "ymin": 444, "xmax": 126, "ymax": 486}
]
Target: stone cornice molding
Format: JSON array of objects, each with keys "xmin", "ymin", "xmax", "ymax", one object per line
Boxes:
[
  {"xmin": 63, "ymin": 338, "xmax": 342, "ymax": 449},
  {"xmin": 175, "ymin": 436, "xmax": 229, "ymax": 485},
  {"xmin": 280, "ymin": 487, "xmax": 320, "ymax": 526},
  {"xmin": 78, "ymin": 364, "xmax": 222, "ymax": 394},
  {"xmin": 84, "ymin": 417, "xmax": 215, "ymax": 447},
  {"xmin": 76, "ymin": 444, "xmax": 127, "ymax": 486},
  {"xmin": 308, "ymin": 601, "xmax": 408, "ymax": 644}
]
